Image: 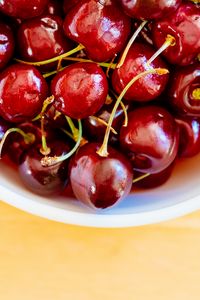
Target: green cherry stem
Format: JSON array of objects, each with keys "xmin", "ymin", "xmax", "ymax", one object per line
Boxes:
[
  {"xmin": 15, "ymin": 44, "xmax": 85, "ymax": 66},
  {"xmin": 97, "ymin": 68, "xmax": 169, "ymax": 157},
  {"xmin": 117, "ymin": 20, "xmax": 148, "ymax": 68},
  {"xmin": 65, "ymin": 116, "xmax": 80, "ymax": 142},
  {"xmin": 0, "ymin": 128, "xmax": 35, "ymax": 158},
  {"xmin": 132, "ymin": 173, "xmax": 150, "ymax": 184},
  {"xmin": 32, "ymin": 95, "xmax": 54, "ymax": 121},
  {"xmin": 41, "ymin": 119, "xmax": 82, "ymax": 167}
]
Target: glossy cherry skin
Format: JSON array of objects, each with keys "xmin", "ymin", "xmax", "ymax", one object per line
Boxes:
[
  {"xmin": 152, "ymin": 3, "xmax": 200, "ymax": 66},
  {"xmin": 69, "ymin": 142, "xmax": 133, "ymax": 209},
  {"xmin": 83, "ymin": 101, "xmax": 130, "ymax": 144},
  {"xmin": 0, "ymin": 0, "xmax": 49, "ymax": 19},
  {"xmin": 51, "ymin": 62, "xmax": 108, "ymax": 119},
  {"xmin": 45, "ymin": 0, "xmax": 63, "ymax": 16},
  {"xmin": 120, "ymin": 0, "xmax": 182, "ymax": 20},
  {"xmin": 175, "ymin": 116, "xmax": 200, "ymax": 158},
  {"xmin": 19, "ymin": 139, "xmax": 70, "ymax": 195},
  {"xmin": 63, "ymin": 0, "xmax": 79, "ymax": 14},
  {"xmin": 0, "ymin": 22, "xmax": 15, "ymax": 70},
  {"xmin": 17, "ymin": 15, "xmax": 72, "ymax": 67},
  {"xmin": 0, "ymin": 64, "xmax": 48, "ymax": 123},
  {"xmin": 134, "ymin": 162, "xmax": 174, "ymax": 189},
  {"xmin": 120, "ymin": 106, "xmax": 179, "ymax": 174},
  {"xmin": 168, "ymin": 64, "xmax": 200, "ymax": 116},
  {"xmin": 112, "ymin": 42, "xmax": 169, "ymax": 102},
  {"xmin": 63, "ymin": 0, "xmax": 131, "ymax": 62}
]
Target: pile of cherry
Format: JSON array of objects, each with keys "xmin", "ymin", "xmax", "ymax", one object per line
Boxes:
[{"xmin": 0, "ymin": 0, "xmax": 199, "ymax": 209}]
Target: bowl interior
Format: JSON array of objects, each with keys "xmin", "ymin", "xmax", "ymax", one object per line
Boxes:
[{"xmin": 1, "ymin": 155, "xmax": 200, "ymax": 227}]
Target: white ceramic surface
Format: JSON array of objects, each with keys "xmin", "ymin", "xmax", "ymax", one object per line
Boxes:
[{"xmin": 1, "ymin": 154, "xmax": 200, "ymax": 227}]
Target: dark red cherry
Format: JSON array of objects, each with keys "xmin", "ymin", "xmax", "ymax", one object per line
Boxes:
[
  {"xmin": 175, "ymin": 115, "xmax": 200, "ymax": 158},
  {"xmin": 0, "ymin": 64, "xmax": 48, "ymax": 123},
  {"xmin": 63, "ymin": 0, "xmax": 79, "ymax": 14},
  {"xmin": 44, "ymin": 0, "xmax": 63, "ymax": 16},
  {"xmin": 17, "ymin": 15, "xmax": 72, "ymax": 68},
  {"xmin": 19, "ymin": 139, "xmax": 70, "ymax": 195},
  {"xmin": 112, "ymin": 42, "xmax": 169, "ymax": 102},
  {"xmin": 63, "ymin": 0, "xmax": 131, "ymax": 62},
  {"xmin": 0, "ymin": 0, "xmax": 49, "ymax": 19},
  {"xmin": 83, "ymin": 101, "xmax": 130, "ymax": 144},
  {"xmin": 51, "ymin": 62, "xmax": 108, "ymax": 119},
  {"xmin": 168, "ymin": 64, "xmax": 200, "ymax": 116},
  {"xmin": 0, "ymin": 22, "xmax": 15, "ymax": 70},
  {"xmin": 120, "ymin": 106, "xmax": 179, "ymax": 174},
  {"xmin": 119, "ymin": 0, "xmax": 182, "ymax": 20},
  {"xmin": 152, "ymin": 3, "xmax": 200, "ymax": 66},
  {"xmin": 0, "ymin": 117, "xmax": 10, "ymax": 141},
  {"xmin": 134, "ymin": 162, "xmax": 174, "ymax": 189},
  {"xmin": 69, "ymin": 142, "xmax": 133, "ymax": 209}
]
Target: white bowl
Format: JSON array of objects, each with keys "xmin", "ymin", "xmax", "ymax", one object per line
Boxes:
[{"xmin": 1, "ymin": 154, "xmax": 200, "ymax": 228}]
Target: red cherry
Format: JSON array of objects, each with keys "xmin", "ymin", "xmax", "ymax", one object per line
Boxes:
[
  {"xmin": 63, "ymin": 0, "xmax": 79, "ymax": 14},
  {"xmin": 63, "ymin": 0, "xmax": 131, "ymax": 62},
  {"xmin": 119, "ymin": 0, "xmax": 182, "ymax": 20},
  {"xmin": 152, "ymin": 3, "xmax": 200, "ymax": 66},
  {"xmin": 175, "ymin": 115, "xmax": 200, "ymax": 158},
  {"xmin": 69, "ymin": 142, "xmax": 133, "ymax": 209},
  {"xmin": 19, "ymin": 139, "xmax": 70, "ymax": 195},
  {"xmin": 0, "ymin": 64, "xmax": 48, "ymax": 123},
  {"xmin": 120, "ymin": 106, "xmax": 179, "ymax": 174},
  {"xmin": 134, "ymin": 162, "xmax": 175, "ymax": 189},
  {"xmin": 0, "ymin": 22, "xmax": 15, "ymax": 70},
  {"xmin": 17, "ymin": 15, "xmax": 72, "ymax": 70},
  {"xmin": 0, "ymin": 0, "xmax": 49, "ymax": 19},
  {"xmin": 112, "ymin": 42, "xmax": 169, "ymax": 102},
  {"xmin": 168, "ymin": 64, "xmax": 200, "ymax": 116},
  {"xmin": 51, "ymin": 62, "xmax": 108, "ymax": 119}
]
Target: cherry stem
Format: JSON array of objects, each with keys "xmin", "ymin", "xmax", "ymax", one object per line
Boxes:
[
  {"xmin": 97, "ymin": 68, "xmax": 169, "ymax": 157},
  {"xmin": 132, "ymin": 173, "xmax": 150, "ymax": 184},
  {"xmin": 15, "ymin": 44, "xmax": 85, "ymax": 66},
  {"xmin": 192, "ymin": 88, "xmax": 200, "ymax": 100},
  {"xmin": 117, "ymin": 20, "xmax": 148, "ymax": 68},
  {"xmin": 106, "ymin": 54, "xmax": 117, "ymax": 77},
  {"xmin": 0, "ymin": 128, "xmax": 35, "ymax": 159},
  {"xmin": 110, "ymin": 90, "xmax": 128, "ymax": 127},
  {"xmin": 65, "ymin": 116, "xmax": 80, "ymax": 142},
  {"xmin": 40, "ymin": 116, "xmax": 51, "ymax": 155},
  {"xmin": 146, "ymin": 34, "xmax": 176, "ymax": 65},
  {"xmin": 41, "ymin": 119, "xmax": 82, "ymax": 167},
  {"xmin": 89, "ymin": 116, "xmax": 117, "ymax": 134},
  {"xmin": 32, "ymin": 95, "xmax": 54, "ymax": 121}
]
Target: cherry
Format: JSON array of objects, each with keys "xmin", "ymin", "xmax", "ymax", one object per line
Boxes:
[
  {"xmin": 112, "ymin": 42, "xmax": 169, "ymax": 102},
  {"xmin": 63, "ymin": 0, "xmax": 131, "ymax": 62},
  {"xmin": 0, "ymin": 63, "xmax": 48, "ymax": 123},
  {"xmin": 175, "ymin": 115, "xmax": 200, "ymax": 158},
  {"xmin": 45, "ymin": 0, "xmax": 63, "ymax": 16},
  {"xmin": 0, "ymin": 22, "xmax": 15, "ymax": 70},
  {"xmin": 17, "ymin": 15, "xmax": 72, "ymax": 70},
  {"xmin": 19, "ymin": 139, "xmax": 70, "ymax": 195},
  {"xmin": 0, "ymin": 0, "xmax": 49, "ymax": 19},
  {"xmin": 134, "ymin": 162, "xmax": 175, "ymax": 189},
  {"xmin": 119, "ymin": 0, "xmax": 182, "ymax": 20},
  {"xmin": 120, "ymin": 106, "xmax": 179, "ymax": 174},
  {"xmin": 69, "ymin": 142, "xmax": 133, "ymax": 209},
  {"xmin": 83, "ymin": 101, "xmax": 130, "ymax": 144},
  {"xmin": 63, "ymin": 0, "xmax": 79, "ymax": 14},
  {"xmin": 0, "ymin": 117, "xmax": 11, "ymax": 157},
  {"xmin": 168, "ymin": 64, "xmax": 200, "ymax": 116},
  {"xmin": 51, "ymin": 62, "xmax": 108, "ymax": 119},
  {"xmin": 152, "ymin": 2, "xmax": 200, "ymax": 66}
]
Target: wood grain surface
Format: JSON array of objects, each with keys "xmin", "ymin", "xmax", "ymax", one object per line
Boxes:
[{"xmin": 0, "ymin": 201, "xmax": 200, "ymax": 300}]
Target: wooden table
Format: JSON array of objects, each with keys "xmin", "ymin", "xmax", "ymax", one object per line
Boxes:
[{"xmin": 0, "ymin": 201, "xmax": 200, "ymax": 300}]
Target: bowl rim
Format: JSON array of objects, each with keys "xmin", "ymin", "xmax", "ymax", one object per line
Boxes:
[{"xmin": 1, "ymin": 184, "xmax": 200, "ymax": 228}]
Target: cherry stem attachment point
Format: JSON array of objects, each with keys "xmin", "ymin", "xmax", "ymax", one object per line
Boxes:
[
  {"xmin": 192, "ymin": 88, "xmax": 200, "ymax": 100},
  {"xmin": 132, "ymin": 173, "xmax": 150, "ymax": 184},
  {"xmin": 146, "ymin": 34, "xmax": 176, "ymax": 66},
  {"xmin": 41, "ymin": 119, "xmax": 82, "ymax": 167},
  {"xmin": 117, "ymin": 20, "xmax": 148, "ymax": 68},
  {"xmin": 0, "ymin": 128, "xmax": 35, "ymax": 159},
  {"xmin": 97, "ymin": 68, "xmax": 169, "ymax": 157},
  {"xmin": 32, "ymin": 95, "xmax": 54, "ymax": 122},
  {"xmin": 15, "ymin": 44, "xmax": 85, "ymax": 66}
]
